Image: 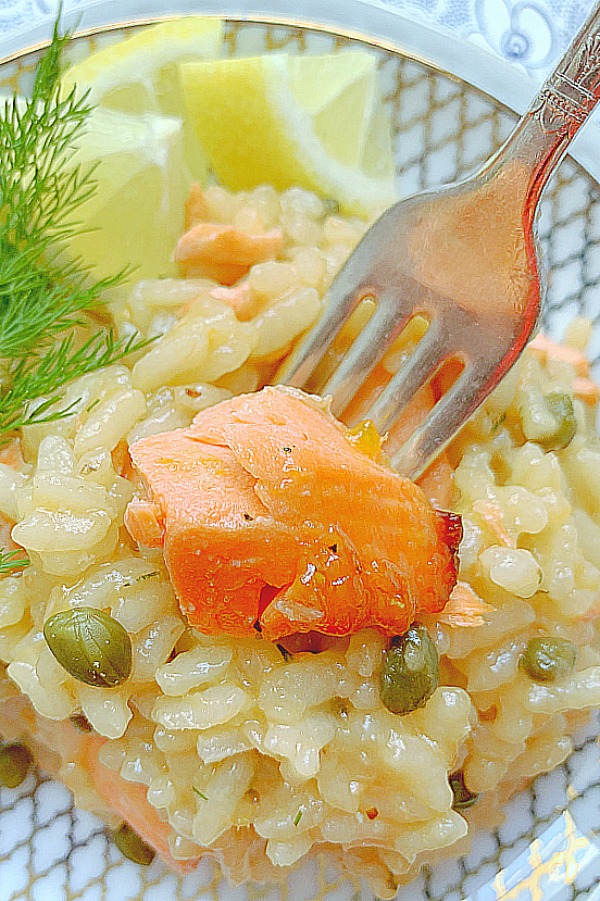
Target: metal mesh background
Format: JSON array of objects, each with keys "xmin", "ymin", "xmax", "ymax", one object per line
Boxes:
[{"xmin": 0, "ymin": 19, "xmax": 598, "ymax": 901}]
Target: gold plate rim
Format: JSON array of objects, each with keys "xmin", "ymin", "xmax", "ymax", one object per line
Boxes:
[
  {"xmin": 0, "ymin": 11, "xmax": 502, "ymax": 113},
  {"xmin": 5, "ymin": 11, "xmax": 598, "ymax": 186}
]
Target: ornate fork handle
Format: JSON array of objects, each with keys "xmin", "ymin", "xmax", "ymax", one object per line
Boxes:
[
  {"xmin": 537, "ymin": 26, "xmax": 600, "ymax": 134},
  {"xmin": 561, "ymin": 20, "xmax": 600, "ymax": 94},
  {"xmin": 489, "ymin": 4, "xmax": 600, "ymax": 204},
  {"xmin": 281, "ymin": 2, "xmax": 600, "ymax": 481}
]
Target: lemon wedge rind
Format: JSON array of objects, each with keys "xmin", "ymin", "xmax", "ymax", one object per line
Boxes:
[{"xmin": 180, "ymin": 52, "xmax": 396, "ymax": 216}]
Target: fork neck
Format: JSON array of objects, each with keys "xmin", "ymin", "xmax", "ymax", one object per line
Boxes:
[{"xmin": 480, "ymin": 3, "xmax": 600, "ymax": 229}]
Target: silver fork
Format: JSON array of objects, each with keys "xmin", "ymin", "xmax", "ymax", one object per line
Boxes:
[{"xmin": 278, "ymin": 4, "xmax": 600, "ymax": 480}]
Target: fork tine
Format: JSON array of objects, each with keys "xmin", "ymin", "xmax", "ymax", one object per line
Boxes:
[
  {"xmin": 390, "ymin": 364, "xmax": 479, "ymax": 479},
  {"xmin": 365, "ymin": 320, "xmax": 448, "ymax": 433},
  {"xmin": 321, "ymin": 303, "xmax": 413, "ymax": 417},
  {"xmin": 277, "ymin": 259, "xmax": 373, "ymax": 389}
]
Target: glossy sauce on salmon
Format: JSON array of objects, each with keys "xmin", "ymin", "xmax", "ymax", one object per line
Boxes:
[{"xmin": 125, "ymin": 386, "xmax": 460, "ymax": 639}]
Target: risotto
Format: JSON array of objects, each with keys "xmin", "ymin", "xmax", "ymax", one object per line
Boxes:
[{"xmin": 0, "ymin": 180, "xmax": 599, "ymax": 898}]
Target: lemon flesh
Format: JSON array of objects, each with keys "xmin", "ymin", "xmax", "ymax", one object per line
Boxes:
[
  {"xmin": 67, "ymin": 108, "xmax": 189, "ymax": 281},
  {"xmin": 62, "ymin": 18, "xmax": 223, "ymax": 182},
  {"xmin": 180, "ymin": 52, "xmax": 396, "ymax": 215}
]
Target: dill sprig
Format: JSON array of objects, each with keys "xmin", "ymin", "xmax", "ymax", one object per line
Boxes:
[
  {"xmin": 0, "ymin": 20, "xmax": 150, "ymax": 572},
  {"xmin": 0, "ymin": 549, "xmax": 29, "ymax": 574},
  {"xmin": 0, "ymin": 20, "xmax": 148, "ymax": 428},
  {"xmin": 0, "ymin": 329, "xmax": 146, "ymax": 435},
  {"xmin": 0, "ymin": 21, "xmax": 129, "ymax": 360}
]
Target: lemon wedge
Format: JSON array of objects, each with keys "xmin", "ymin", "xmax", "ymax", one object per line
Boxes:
[
  {"xmin": 179, "ymin": 52, "xmax": 396, "ymax": 215},
  {"xmin": 67, "ymin": 108, "xmax": 189, "ymax": 280},
  {"xmin": 62, "ymin": 18, "xmax": 223, "ymax": 181},
  {"xmin": 62, "ymin": 18, "xmax": 223, "ymax": 114}
]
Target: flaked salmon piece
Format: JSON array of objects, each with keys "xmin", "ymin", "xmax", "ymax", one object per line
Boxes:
[
  {"xmin": 573, "ymin": 376, "xmax": 599, "ymax": 404},
  {"xmin": 0, "ymin": 438, "xmax": 25, "ymax": 470},
  {"xmin": 185, "ymin": 182, "xmax": 210, "ymax": 229},
  {"xmin": 438, "ymin": 581, "xmax": 495, "ymax": 628},
  {"xmin": 431, "ymin": 357, "xmax": 464, "ymax": 398},
  {"xmin": 528, "ymin": 333, "xmax": 590, "ymax": 376},
  {"xmin": 82, "ymin": 735, "xmax": 201, "ymax": 874},
  {"xmin": 260, "ymin": 529, "xmax": 371, "ymax": 639},
  {"xmin": 127, "ymin": 386, "xmax": 461, "ymax": 639},
  {"xmin": 528, "ymin": 333, "xmax": 598, "ymax": 402},
  {"xmin": 209, "ymin": 282, "xmax": 257, "ymax": 320},
  {"xmin": 0, "ymin": 514, "xmax": 22, "ymax": 556},
  {"xmin": 112, "ymin": 439, "xmax": 136, "ymax": 480},
  {"xmin": 127, "ymin": 428, "xmax": 304, "ymax": 635},
  {"xmin": 472, "ymin": 499, "xmax": 516, "ymax": 548},
  {"xmin": 124, "ymin": 498, "xmax": 165, "ymax": 548},
  {"xmin": 174, "ymin": 223, "xmax": 284, "ymax": 285}
]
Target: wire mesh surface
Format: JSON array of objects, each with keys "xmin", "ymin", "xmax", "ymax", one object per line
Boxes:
[{"xmin": 0, "ymin": 19, "xmax": 599, "ymax": 901}]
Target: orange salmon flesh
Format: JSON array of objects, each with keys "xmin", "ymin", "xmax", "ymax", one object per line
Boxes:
[{"xmin": 125, "ymin": 387, "xmax": 460, "ymax": 640}]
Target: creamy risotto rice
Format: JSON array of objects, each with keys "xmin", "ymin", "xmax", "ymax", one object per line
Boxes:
[{"xmin": 0, "ymin": 184, "xmax": 598, "ymax": 897}]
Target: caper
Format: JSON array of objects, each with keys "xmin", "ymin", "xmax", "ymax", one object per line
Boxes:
[
  {"xmin": 43, "ymin": 607, "xmax": 132, "ymax": 688},
  {"xmin": 519, "ymin": 636, "xmax": 576, "ymax": 683},
  {"xmin": 536, "ymin": 392, "xmax": 577, "ymax": 452},
  {"xmin": 323, "ymin": 198, "xmax": 340, "ymax": 215},
  {"xmin": 449, "ymin": 771, "xmax": 478, "ymax": 810},
  {"xmin": 0, "ymin": 743, "xmax": 32, "ymax": 788},
  {"xmin": 112, "ymin": 823, "xmax": 155, "ymax": 866},
  {"xmin": 379, "ymin": 624, "xmax": 439, "ymax": 716}
]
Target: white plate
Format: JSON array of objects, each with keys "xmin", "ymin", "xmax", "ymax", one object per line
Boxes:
[{"xmin": 0, "ymin": 6, "xmax": 599, "ymax": 901}]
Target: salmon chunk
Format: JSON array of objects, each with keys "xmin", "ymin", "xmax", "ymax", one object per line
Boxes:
[
  {"xmin": 174, "ymin": 222, "xmax": 283, "ymax": 284},
  {"xmin": 126, "ymin": 387, "xmax": 460, "ymax": 639},
  {"xmin": 82, "ymin": 735, "xmax": 200, "ymax": 874}
]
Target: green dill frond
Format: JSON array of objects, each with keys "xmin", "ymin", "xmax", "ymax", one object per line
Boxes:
[
  {"xmin": 0, "ymin": 84, "xmax": 92, "ymax": 250},
  {"xmin": 0, "ymin": 18, "xmax": 154, "ymax": 572},
  {"xmin": 0, "ymin": 18, "xmax": 144, "ymax": 444},
  {"xmin": 32, "ymin": 15, "xmax": 71, "ymax": 101},
  {"xmin": 0, "ymin": 253, "xmax": 126, "ymax": 360},
  {"xmin": 0, "ymin": 78, "xmax": 127, "ymax": 360},
  {"xmin": 0, "ymin": 329, "xmax": 149, "ymax": 436},
  {"xmin": 0, "ymin": 549, "xmax": 29, "ymax": 574}
]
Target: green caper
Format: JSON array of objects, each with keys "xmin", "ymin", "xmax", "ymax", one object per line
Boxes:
[
  {"xmin": 0, "ymin": 743, "xmax": 32, "ymax": 788},
  {"xmin": 536, "ymin": 392, "xmax": 577, "ymax": 452},
  {"xmin": 112, "ymin": 823, "xmax": 155, "ymax": 866},
  {"xmin": 379, "ymin": 624, "xmax": 439, "ymax": 716},
  {"xmin": 449, "ymin": 770, "xmax": 478, "ymax": 810},
  {"xmin": 519, "ymin": 636, "xmax": 576, "ymax": 683},
  {"xmin": 43, "ymin": 607, "xmax": 132, "ymax": 688}
]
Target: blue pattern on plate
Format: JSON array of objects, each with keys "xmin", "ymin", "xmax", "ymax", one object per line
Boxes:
[
  {"xmin": 367, "ymin": 0, "xmax": 592, "ymax": 79},
  {"xmin": 0, "ymin": 0, "xmax": 597, "ymax": 77}
]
